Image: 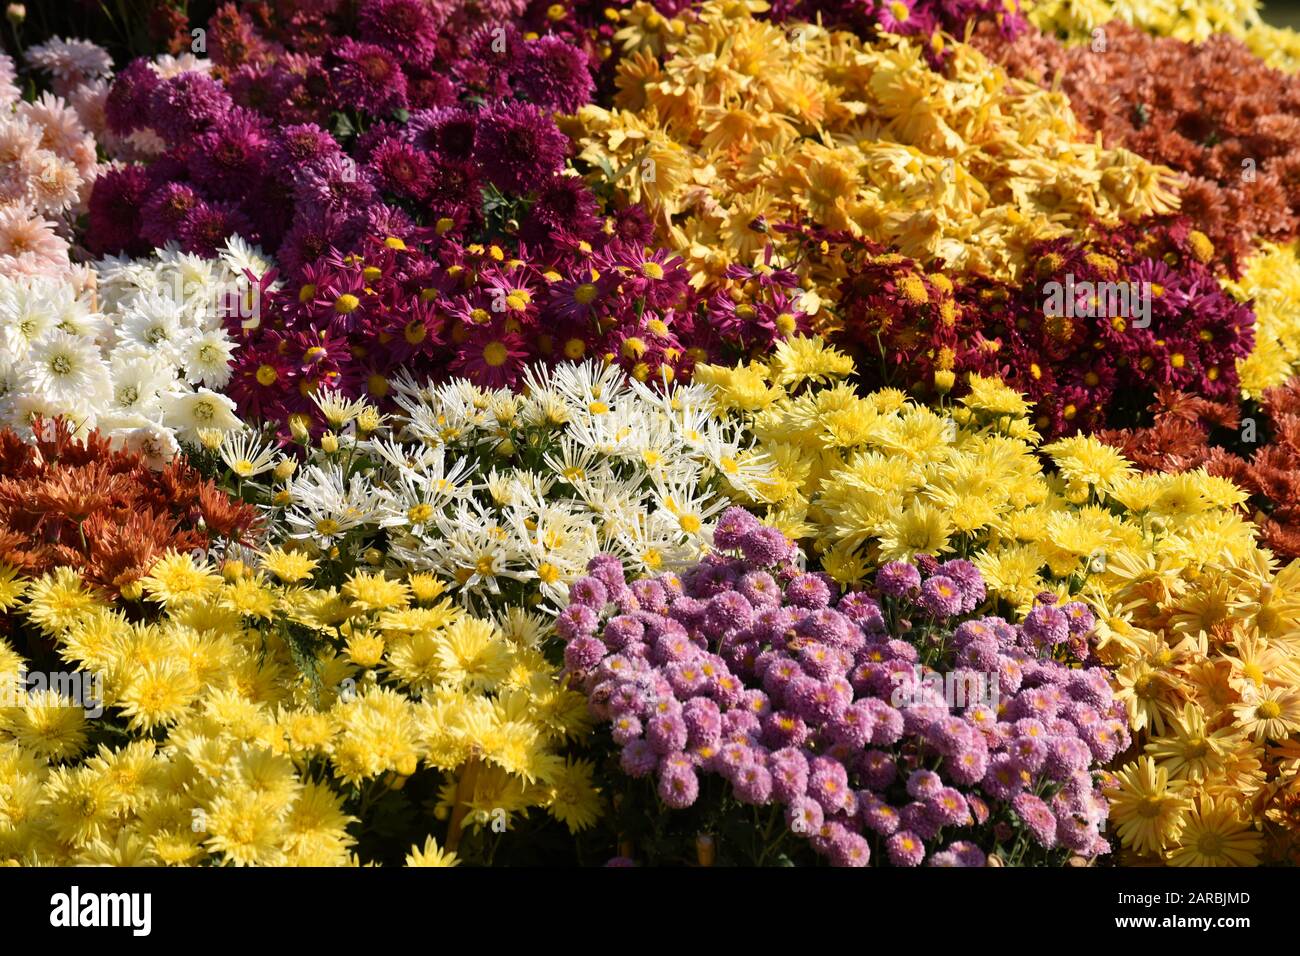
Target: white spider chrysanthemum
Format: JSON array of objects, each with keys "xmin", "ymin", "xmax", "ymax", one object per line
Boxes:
[
  {"xmin": 219, "ymin": 429, "xmax": 279, "ymax": 479},
  {"xmin": 311, "ymin": 388, "xmax": 368, "ymax": 429},
  {"xmin": 23, "ymin": 329, "xmax": 112, "ymax": 407},
  {"xmin": 650, "ymin": 476, "xmax": 730, "ymax": 540},
  {"xmin": 529, "ymin": 360, "xmax": 625, "ymax": 414},
  {"xmin": 399, "ymin": 502, "xmax": 534, "ymax": 608},
  {"xmin": 162, "ymin": 387, "xmax": 242, "ymax": 445},
  {"xmin": 541, "ymin": 437, "xmax": 606, "ymax": 492},
  {"xmin": 283, "ymin": 464, "xmax": 381, "ymax": 546},
  {"xmin": 506, "ymin": 505, "xmax": 598, "ymax": 606},
  {"xmin": 264, "ymin": 359, "xmax": 767, "ymax": 612}
]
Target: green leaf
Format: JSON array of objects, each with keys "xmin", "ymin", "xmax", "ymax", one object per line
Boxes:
[{"xmin": 332, "ymin": 112, "xmax": 356, "ymax": 139}]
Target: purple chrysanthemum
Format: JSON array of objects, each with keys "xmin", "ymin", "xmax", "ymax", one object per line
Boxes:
[
  {"xmin": 329, "ymin": 38, "xmax": 408, "ymax": 114},
  {"xmin": 148, "ymin": 71, "xmax": 234, "ymax": 144},
  {"xmin": 564, "ymin": 636, "xmax": 606, "ymax": 673},
  {"xmin": 785, "ymin": 573, "xmax": 832, "ymax": 609},
  {"xmin": 739, "ymin": 525, "xmax": 792, "ymax": 566},
  {"xmin": 1022, "ymin": 604, "xmax": 1070, "ymax": 648},
  {"xmin": 887, "ymin": 830, "xmax": 926, "ymax": 867},
  {"xmin": 876, "ymin": 561, "xmax": 921, "ymax": 598},
  {"xmin": 476, "ymin": 103, "xmax": 568, "ymax": 195},
  {"xmin": 357, "ymin": 0, "xmax": 441, "ymax": 60},
  {"xmin": 657, "ymin": 763, "xmax": 700, "ymax": 809},
  {"xmin": 556, "ymin": 603, "xmax": 599, "ymax": 641},
  {"xmin": 512, "ymin": 35, "xmax": 595, "ymax": 113},
  {"xmin": 1011, "ymin": 792, "xmax": 1058, "ymax": 849},
  {"xmin": 104, "ymin": 58, "xmax": 160, "ymax": 135},
  {"xmin": 918, "ymin": 575, "xmax": 963, "ymax": 618}
]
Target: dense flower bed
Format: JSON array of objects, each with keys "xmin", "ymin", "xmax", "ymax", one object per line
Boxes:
[{"xmin": 2, "ymin": 0, "xmax": 1300, "ymax": 868}]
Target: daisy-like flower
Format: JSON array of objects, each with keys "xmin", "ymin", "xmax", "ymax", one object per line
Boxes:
[
  {"xmin": 311, "ymin": 388, "xmax": 368, "ymax": 430},
  {"xmin": 400, "ymin": 502, "xmax": 532, "ymax": 604},
  {"xmin": 650, "ymin": 476, "xmax": 728, "ymax": 540},
  {"xmin": 219, "ymin": 429, "xmax": 279, "ymax": 479},
  {"xmin": 538, "ymin": 360, "xmax": 627, "ymax": 417},
  {"xmin": 283, "ymin": 463, "xmax": 381, "ymax": 547},
  {"xmin": 1144, "ymin": 701, "xmax": 1242, "ymax": 783},
  {"xmin": 1232, "ymin": 685, "xmax": 1300, "ymax": 742},
  {"xmin": 1164, "ymin": 794, "xmax": 1264, "ymax": 867},
  {"xmin": 1103, "ymin": 756, "xmax": 1193, "ymax": 857}
]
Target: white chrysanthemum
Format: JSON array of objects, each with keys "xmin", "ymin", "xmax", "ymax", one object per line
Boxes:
[
  {"xmin": 24, "ymin": 38, "xmax": 113, "ymax": 83},
  {"xmin": 149, "ymin": 53, "xmax": 214, "ymax": 79},
  {"xmin": 162, "ymin": 387, "xmax": 241, "ymax": 445},
  {"xmin": 93, "ymin": 254, "xmax": 156, "ymax": 311},
  {"xmin": 117, "ymin": 420, "xmax": 180, "ymax": 470},
  {"xmin": 7, "ymin": 388, "xmax": 93, "ymax": 437},
  {"xmin": 49, "ymin": 289, "xmax": 106, "ymax": 341},
  {"xmin": 283, "ymin": 464, "xmax": 381, "ymax": 546},
  {"xmin": 117, "ymin": 290, "xmax": 186, "ymax": 365},
  {"xmin": 23, "ymin": 329, "xmax": 112, "ymax": 407},
  {"xmin": 0, "ymin": 276, "xmax": 59, "ymax": 358},
  {"xmin": 181, "ymin": 327, "xmax": 237, "ymax": 388},
  {"xmin": 108, "ymin": 354, "xmax": 172, "ymax": 417},
  {"xmin": 220, "ymin": 236, "xmax": 274, "ymax": 279},
  {"xmin": 156, "ymin": 249, "xmax": 219, "ymax": 313}
]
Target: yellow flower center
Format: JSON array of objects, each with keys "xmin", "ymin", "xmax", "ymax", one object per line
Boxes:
[{"xmin": 1258, "ymin": 700, "xmax": 1282, "ymax": 720}]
